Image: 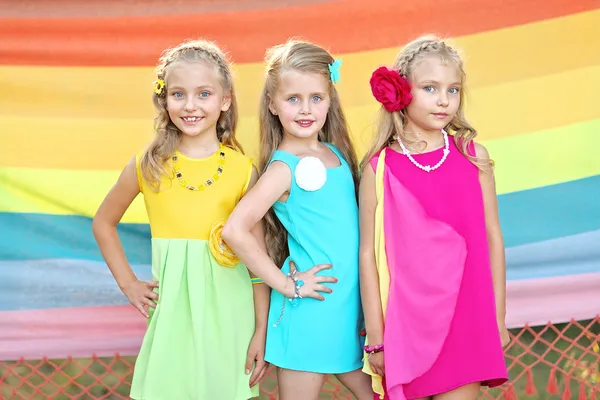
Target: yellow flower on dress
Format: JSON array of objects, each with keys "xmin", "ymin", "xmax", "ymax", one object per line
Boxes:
[
  {"xmin": 209, "ymin": 219, "xmax": 239, "ymax": 267},
  {"xmin": 154, "ymin": 79, "xmax": 165, "ymax": 95}
]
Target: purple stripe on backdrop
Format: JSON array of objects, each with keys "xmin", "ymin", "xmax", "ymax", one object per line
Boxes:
[
  {"xmin": 505, "ymin": 272, "xmax": 600, "ymax": 329},
  {"xmin": 0, "ymin": 305, "xmax": 144, "ymax": 361},
  {"xmin": 1, "ymin": 273, "xmax": 599, "ymax": 361}
]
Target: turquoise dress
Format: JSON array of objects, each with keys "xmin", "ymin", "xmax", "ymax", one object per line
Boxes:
[{"xmin": 264, "ymin": 143, "xmax": 364, "ymax": 373}]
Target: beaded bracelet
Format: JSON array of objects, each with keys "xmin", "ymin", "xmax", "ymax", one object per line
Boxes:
[
  {"xmin": 364, "ymin": 344, "xmax": 384, "ymax": 354},
  {"xmin": 251, "ymin": 277, "xmax": 264, "ymax": 285},
  {"xmin": 288, "ymin": 270, "xmax": 304, "ymax": 306},
  {"xmin": 272, "ymin": 269, "xmax": 305, "ymax": 328}
]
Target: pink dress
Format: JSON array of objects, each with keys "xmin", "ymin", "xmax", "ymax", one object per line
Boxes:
[{"xmin": 369, "ymin": 137, "xmax": 507, "ymax": 399}]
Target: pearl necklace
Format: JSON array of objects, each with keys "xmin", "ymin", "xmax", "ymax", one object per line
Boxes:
[{"xmin": 396, "ymin": 129, "xmax": 450, "ymax": 172}]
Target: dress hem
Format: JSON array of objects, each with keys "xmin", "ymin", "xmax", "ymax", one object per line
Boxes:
[
  {"xmin": 404, "ymin": 375, "xmax": 508, "ymax": 399},
  {"xmin": 267, "ymin": 357, "xmax": 363, "ymax": 375}
]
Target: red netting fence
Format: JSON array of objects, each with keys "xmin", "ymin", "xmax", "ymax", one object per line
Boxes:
[{"xmin": 2, "ymin": 318, "xmax": 599, "ymax": 399}]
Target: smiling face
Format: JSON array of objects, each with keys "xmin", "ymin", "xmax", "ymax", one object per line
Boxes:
[
  {"xmin": 404, "ymin": 54, "xmax": 462, "ymax": 135},
  {"xmin": 165, "ymin": 61, "xmax": 231, "ymax": 139},
  {"xmin": 268, "ymin": 69, "xmax": 331, "ymax": 141}
]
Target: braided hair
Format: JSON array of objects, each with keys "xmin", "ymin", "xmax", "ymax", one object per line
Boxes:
[
  {"xmin": 141, "ymin": 40, "xmax": 242, "ymax": 190},
  {"xmin": 361, "ymin": 35, "xmax": 489, "ymax": 171}
]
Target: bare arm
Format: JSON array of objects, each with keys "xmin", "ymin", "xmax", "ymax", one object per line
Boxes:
[
  {"xmin": 243, "ymin": 166, "xmax": 271, "ymax": 386},
  {"xmin": 475, "ymin": 144, "xmax": 507, "ymax": 331},
  {"xmin": 223, "ymin": 162, "xmax": 292, "ymax": 295},
  {"xmin": 246, "ymin": 166, "xmax": 271, "ymax": 332},
  {"xmin": 92, "ymin": 156, "xmax": 158, "ymax": 317},
  {"xmin": 359, "ymin": 164, "xmax": 385, "ymax": 344},
  {"xmin": 223, "ymin": 161, "xmax": 336, "ymax": 299}
]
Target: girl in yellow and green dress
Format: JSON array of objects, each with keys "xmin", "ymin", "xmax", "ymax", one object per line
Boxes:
[{"xmin": 92, "ymin": 39, "xmax": 270, "ymax": 400}]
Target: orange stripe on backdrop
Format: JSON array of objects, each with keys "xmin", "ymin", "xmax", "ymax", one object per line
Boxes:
[
  {"xmin": 2, "ymin": 10, "xmax": 599, "ymax": 121},
  {"xmin": 0, "ymin": 0, "xmax": 597, "ymax": 66},
  {"xmin": 0, "ymin": 0, "xmax": 328, "ymax": 18}
]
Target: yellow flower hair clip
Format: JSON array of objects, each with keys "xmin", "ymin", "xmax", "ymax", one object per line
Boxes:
[{"xmin": 154, "ymin": 79, "xmax": 165, "ymax": 95}]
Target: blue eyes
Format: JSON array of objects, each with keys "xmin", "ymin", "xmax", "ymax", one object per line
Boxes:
[
  {"xmin": 171, "ymin": 91, "xmax": 211, "ymax": 98},
  {"xmin": 287, "ymin": 95, "xmax": 322, "ymax": 103},
  {"xmin": 423, "ymin": 86, "xmax": 460, "ymax": 94}
]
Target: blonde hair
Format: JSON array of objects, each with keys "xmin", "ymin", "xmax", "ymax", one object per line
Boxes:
[
  {"xmin": 362, "ymin": 35, "xmax": 490, "ymax": 170},
  {"xmin": 140, "ymin": 39, "xmax": 242, "ymax": 190},
  {"xmin": 259, "ymin": 39, "xmax": 360, "ymax": 267}
]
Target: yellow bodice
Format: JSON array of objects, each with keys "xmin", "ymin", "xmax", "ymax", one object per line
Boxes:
[{"xmin": 135, "ymin": 145, "xmax": 253, "ymax": 240}]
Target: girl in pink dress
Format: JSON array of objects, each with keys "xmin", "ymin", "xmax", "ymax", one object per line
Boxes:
[{"xmin": 358, "ymin": 35, "xmax": 509, "ymax": 400}]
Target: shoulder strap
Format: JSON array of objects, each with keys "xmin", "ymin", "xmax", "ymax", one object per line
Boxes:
[
  {"xmin": 269, "ymin": 150, "xmax": 300, "ymax": 170},
  {"xmin": 323, "ymin": 142, "xmax": 346, "ymax": 166}
]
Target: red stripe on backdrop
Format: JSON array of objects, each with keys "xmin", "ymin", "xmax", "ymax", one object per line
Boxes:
[{"xmin": 0, "ymin": 0, "xmax": 597, "ymax": 66}]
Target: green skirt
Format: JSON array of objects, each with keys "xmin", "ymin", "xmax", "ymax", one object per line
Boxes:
[{"xmin": 130, "ymin": 239, "xmax": 258, "ymax": 400}]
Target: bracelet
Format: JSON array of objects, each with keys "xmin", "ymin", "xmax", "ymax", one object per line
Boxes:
[
  {"xmin": 364, "ymin": 343, "xmax": 384, "ymax": 354},
  {"xmin": 251, "ymin": 277, "xmax": 264, "ymax": 285},
  {"xmin": 287, "ymin": 270, "xmax": 304, "ymax": 306},
  {"xmin": 271, "ymin": 269, "xmax": 305, "ymax": 329}
]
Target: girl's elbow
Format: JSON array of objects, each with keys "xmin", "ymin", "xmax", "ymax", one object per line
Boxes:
[
  {"xmin": 92, "ymin": 215, "xmax": 118, "ymax": 240},
  {"xmin": 92, "ymin": 215, "xmax": 110, "ymax": 237},
  {"xmin": 222, "ymin": 220, "xmax": 239, "ymax": 244},
  {"xmin": 359, "ymin": 249, "xmax": 375, "ymax": 266},
  {"xmin": 91, "ymin": 218, "xmax": 100, "ymax": 238},
  {"xmin": 487, "ymin": 229, "xmax": 505, "ymax": 248}
]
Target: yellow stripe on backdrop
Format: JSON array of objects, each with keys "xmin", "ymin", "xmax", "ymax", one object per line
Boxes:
[
  {"xmin": 2, "ymin": 64, "xmax": 600, "ymax": 169},
  {"xmin": 489, "ymin": 119, "xmax": 600, "ymax": 195},
  {"xmin": 0, "ymin": 167, "xmax": 148, "ymax": 223},
  {"xmin": 0, "ymin": 9, "xmax": 598, "ymax": 121},
  {"xmin": 2, "ymin": 119, "xmax": 599, "ymax": 221}
]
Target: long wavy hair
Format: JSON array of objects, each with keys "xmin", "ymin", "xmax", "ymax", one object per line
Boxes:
[
  {"xmin": 140, "ymin": 39, "xmax": 243, "ymax": 191},
  {"xmin": 259, "ymin": 39, "xmax": 360, "ymax": 267},
  {"xmin": 361, "ymin": 35, "xmax": 491, "ymax": 171}
]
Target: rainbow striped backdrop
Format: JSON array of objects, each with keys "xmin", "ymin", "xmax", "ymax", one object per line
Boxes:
[{"xmin": 0, "ymin": 0, "xmax": 599, "ymax": 360}]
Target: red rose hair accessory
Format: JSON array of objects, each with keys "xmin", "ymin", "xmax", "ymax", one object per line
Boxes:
[{"xmin": 369, "ymin": 66, "xmax": 413, "ymax": 112}]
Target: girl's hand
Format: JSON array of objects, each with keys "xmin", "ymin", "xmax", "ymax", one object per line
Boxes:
[
  {"xmin": 284, "ymin": 260, "xmax": 338, "ymax": 301},
  {"xmin": 245, "ymin": 331, "xmax": 269, "ymax": 387},
  {"xmin": 368, "ymin": 351, "xmax": 385, "ymax": 377},
  {"xmin": 499, "ymin": 325, "xmax": 511, "ymax": 349},
  {"xmin": 122, "ymin": 279, "xmax": 159, "ymax": 318}
]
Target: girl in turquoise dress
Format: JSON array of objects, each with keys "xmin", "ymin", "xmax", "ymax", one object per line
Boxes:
[{"xmin": 224, "ymin": 40, "xmax": 373, "ymax": 400}]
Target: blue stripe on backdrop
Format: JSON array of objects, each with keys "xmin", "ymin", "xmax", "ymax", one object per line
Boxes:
[
  {"xmin": 1, "ymin": 175, "xmax": 598, "ymax": 261},
  {"xmin": 498, "ymin": 174, "xmax": 599, "ymax": 246},
  {"xmin": 505, "ymin": 229, "xmax": 600, "ymax": 280},
  {"xmin": 0, "ymin": 259, "xmax": 152, "ymax": 311},
  {"xmin": 0, "ymin": 212, "xmax": 150, "ymax": 264}
]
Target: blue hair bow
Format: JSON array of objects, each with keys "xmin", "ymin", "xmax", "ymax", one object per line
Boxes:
[{"xmin": 328, "ymin": 59, "xmax": 342, "ymax": 84}]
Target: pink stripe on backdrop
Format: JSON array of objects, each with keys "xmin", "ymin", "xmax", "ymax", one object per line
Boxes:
[
  {"xmin": 0, "ymin": 305, "xmax": 145, "ymax": 361},
  {"xmin": 506, "ymin": 272, "xmax": 600, "ymax": 329},
  {"xmin": 1, "ymin": 273, "xmax": 599, "ymax": 361}
]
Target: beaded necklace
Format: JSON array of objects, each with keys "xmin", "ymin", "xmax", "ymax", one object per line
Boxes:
[{"xmin": 172, "ymin": 146, "xmax": 226, "ymax": 191}]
